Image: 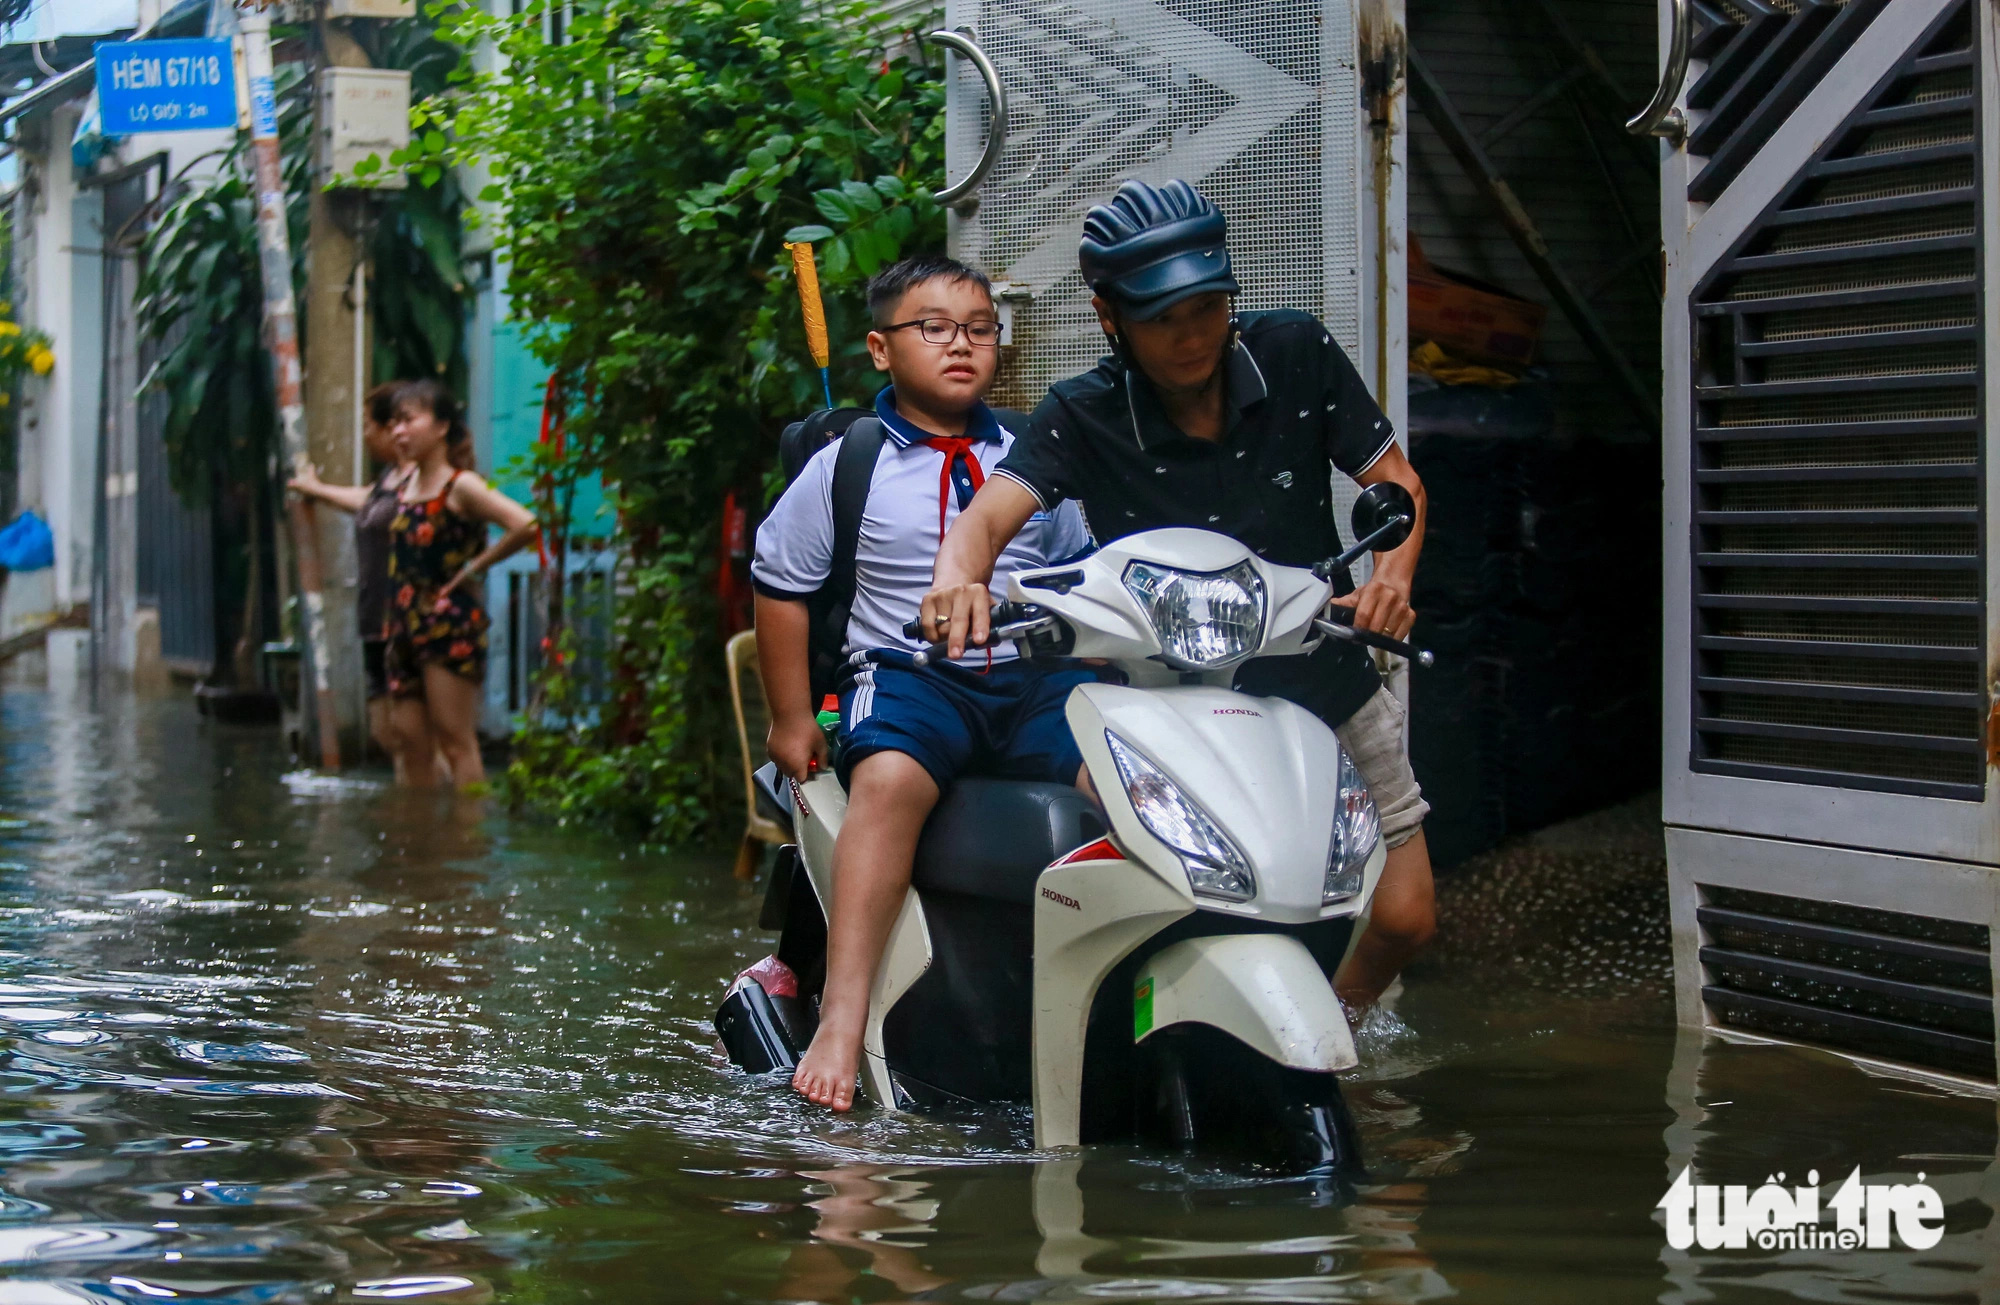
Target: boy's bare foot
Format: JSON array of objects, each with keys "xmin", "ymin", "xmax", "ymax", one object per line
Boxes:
[{"xmin": 792, "ymin": 1023, "xmax": 861, "ymax": 1111}]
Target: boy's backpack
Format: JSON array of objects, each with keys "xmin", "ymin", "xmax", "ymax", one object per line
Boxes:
[
  {"xmin": 772, "ymin": 404, "xmax": 1030, "ymax": 703},
  {"xmin": 778, "ymin": 407, "xmax": 884, "ymax": 702}
]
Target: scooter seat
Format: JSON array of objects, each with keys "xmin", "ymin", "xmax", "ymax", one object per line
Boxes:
[{"xmin": 911, "ymin": 779, "xmax": 1104, "ymax": 907}]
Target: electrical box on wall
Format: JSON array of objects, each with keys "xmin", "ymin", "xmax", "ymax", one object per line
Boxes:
[
  {"xmin": 272, "ymin": 0, "xmax": 414, "ymax": 18},
  {"xmin": 317, "ymin": 67, "xmax": 411, "ymax": 188},
  {"xmin": 326, "ymin": 0, "xmax": 416, "ymax": 17}
]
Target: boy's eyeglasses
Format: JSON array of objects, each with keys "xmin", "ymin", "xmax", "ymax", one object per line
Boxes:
[{"xmin": 882, "ymin": 317, "xmax": 1003, "ymax": 347}]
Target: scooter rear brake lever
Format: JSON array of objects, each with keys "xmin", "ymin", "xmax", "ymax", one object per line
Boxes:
[{"xmin": 1314, "ymin": 615, "xmax": 1435, "ymax": 668}]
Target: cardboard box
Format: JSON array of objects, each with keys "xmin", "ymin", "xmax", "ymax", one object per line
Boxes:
[{"xmin": 1407, "ymin": 237, "xmax": 1547, "ymax": 369}]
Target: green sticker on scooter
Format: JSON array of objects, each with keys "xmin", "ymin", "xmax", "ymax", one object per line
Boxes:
[{"xmin": 1134, "ymin": 975, "xmax": 1153, "ymax": 1039}]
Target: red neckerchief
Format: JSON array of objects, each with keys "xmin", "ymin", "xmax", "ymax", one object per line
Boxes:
[
  {"xmin": 921, "ymin": 436, "xmax": 987, "ymax": 542},
  {"xmin": 922, "ymin": 435, "xmax": 991, "ymax": 671}
]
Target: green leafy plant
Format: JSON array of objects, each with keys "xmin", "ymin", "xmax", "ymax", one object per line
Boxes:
[
  {"xmin": 0, "ymin": 202, "xmax": 49, "ymax": 520},
  {"xmin": 135, "ymin": 63, "xmax": 312, "ymax": 506},
  {"xmin": 0, "ymin": 304, "xmax": 57, "ymax": 522},
  {"xmin": 421, "ymin": 0, "xmax": 945, "ymax": 838},
  {"xmin": 356, "ymin": 18, "xmax": 471, "ymax": 392},
  {"xmin": 139, "ymin": 23, "xmax": 473, "ymax": 502},
  {"xmin": 0, "ymin": 312, "xmax": 55, "ymax": 386},
  {"xmin": 133, "ymin": 19, "xmax": 473, "ymax": 683},
  {"xmin": 131, "ymin": 61, "xmax": 315, "ymax": 684}
]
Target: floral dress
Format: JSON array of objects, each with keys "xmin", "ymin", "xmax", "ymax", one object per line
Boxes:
[{"xmin": 384, "ymin": 470, "xmax": 490, "ymax": 697}]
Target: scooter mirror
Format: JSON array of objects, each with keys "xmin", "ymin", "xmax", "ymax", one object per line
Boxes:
[{"xmin": 1349, "ymin": 482, "xmax": 1416, "ymax": 554}]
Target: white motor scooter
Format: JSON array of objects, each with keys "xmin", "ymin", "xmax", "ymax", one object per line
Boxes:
[{"xmin": 718, "ymin": 486, "xmax": 1427, "ymax": 1176}]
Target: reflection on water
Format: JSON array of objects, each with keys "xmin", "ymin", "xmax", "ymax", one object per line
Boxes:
[
  {"xmin": 0, "ymin": 645, "xmax": 1993, "ymax": 1303},
  {"xmin": 1660, "ymin": 1029, "xmax": 2000, "ymax": 1303}
]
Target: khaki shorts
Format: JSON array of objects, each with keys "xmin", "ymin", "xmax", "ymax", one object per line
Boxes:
[{"xmin": 1333, "ymin": 686, "xmax": 1428, "ymax": 849}]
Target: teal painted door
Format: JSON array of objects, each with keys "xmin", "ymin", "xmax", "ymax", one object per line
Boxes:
[{"xmin": 486, "ymin": 318, "xmax": 611, "ymax": 539}]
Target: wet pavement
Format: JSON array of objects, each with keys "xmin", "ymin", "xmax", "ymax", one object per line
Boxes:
[{"xmin": 1, "ymin": 637, "xmax": 1995, "ymax": 1303}]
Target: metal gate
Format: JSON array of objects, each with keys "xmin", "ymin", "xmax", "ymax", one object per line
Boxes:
[
  {"xmin": 135, "ymin": 318, "xmax": 216, "ymax": 674},
  {"xmin": 940, "ymin": 0, "xmax": 1398, "ymax": 420},
  {"xmin": 1660, "ymin": 0, "xmax": 2000, "ymax": 1086}
]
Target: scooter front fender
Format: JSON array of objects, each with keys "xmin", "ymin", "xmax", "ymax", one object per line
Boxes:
[
  {"xmin": 1135, "ymin": 933, "xmax": 1357, "ymax": 1073},
  {"xmin": 1032, "ymin": 851, "xmax": 1193, "ymax": 1149}
]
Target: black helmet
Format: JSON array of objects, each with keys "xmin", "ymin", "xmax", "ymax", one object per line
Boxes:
[{"xmin": 1078, "ymin": 179, "xmax": 1240, "ymax": 320}]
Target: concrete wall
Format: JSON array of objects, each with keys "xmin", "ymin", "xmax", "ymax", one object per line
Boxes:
[
  {"xmin": 13, "ymin": 103, "xmax": 93, "ymax": 618},
  {"xmin": 6, "ymin": 93, "xmax": 233, "ymax": 663}
]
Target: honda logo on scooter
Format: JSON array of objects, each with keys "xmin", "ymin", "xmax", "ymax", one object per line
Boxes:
[{"xmin": 1041, "ymin": 886, "xmax": 1082, "ymax": 910}]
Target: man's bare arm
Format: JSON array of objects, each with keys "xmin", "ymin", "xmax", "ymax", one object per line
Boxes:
[
  {"xmin": 921, "ymin": 476, "xmax": 1041, "ymax": 658},
  {"xmin": 1329, "ymin": 443, "xmax": 1427, "ymax": 642}
]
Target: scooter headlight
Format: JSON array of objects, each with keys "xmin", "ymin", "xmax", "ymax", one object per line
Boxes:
[
  {"xmin": 1323, "ymin": 747, "xmax": 1379, "ymax": 905},
  {"xmin": 1103, "ymin": 731, "xmax": 1254, "ymax": 902},
  {"xmin": 1122, "ymin": 560, "xmax": 1266, "ymax": 671}
]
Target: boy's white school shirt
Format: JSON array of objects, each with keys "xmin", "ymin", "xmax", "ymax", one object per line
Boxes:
[{"xmin": 752, "ymin": 392, "xmax": 1091, "ymax": 666}]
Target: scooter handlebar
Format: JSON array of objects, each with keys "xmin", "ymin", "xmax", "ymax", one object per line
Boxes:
[
  {"xmin": 903, "ymin": 616, "xmax": 957, "ymax": 667},
  {"xmin": 904, "ymin": 615, "xmax": 958, "ymax": 666},
  {"xmin": 904, "ymin": 603, "xmax": 1053, "ymax": 667},
  {"xmin": 1315, "ymin": 611, "xmax": 1435, "ymax": 668}
]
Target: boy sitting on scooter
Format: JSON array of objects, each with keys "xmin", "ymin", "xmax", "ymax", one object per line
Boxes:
[{"xmin": 752, "ymin": 255, "xmax": 1095, "ymax": 1111}]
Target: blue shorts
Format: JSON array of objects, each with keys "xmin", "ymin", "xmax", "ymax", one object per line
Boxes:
[{"xmin": 836, "ymin": 653, "xmax": 1099, "ymax": 793}]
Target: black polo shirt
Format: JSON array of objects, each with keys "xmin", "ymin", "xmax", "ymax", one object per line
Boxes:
[{"xmin": 994, "ymin": 309, "xmax": 1397, "ymax": 729}]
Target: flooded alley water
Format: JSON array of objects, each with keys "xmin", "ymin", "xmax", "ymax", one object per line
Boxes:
[{"xmin": 2, "ymin": 640, "xmax": 1996, "ymax": 1304}]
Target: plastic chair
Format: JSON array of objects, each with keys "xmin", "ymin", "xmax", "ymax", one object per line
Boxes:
[{"xmin": 726, "ymin": 630, "xmax": 789, "ymax": 880}]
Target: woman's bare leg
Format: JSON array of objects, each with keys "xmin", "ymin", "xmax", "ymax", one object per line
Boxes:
[
  {"xmin": 421, "ymin": 662, "xmax": 486, "ymax": 789},
  {"xmin": 388, "ymin": 696, "xmax": 441, "ymax": 788},
  {"xmin": 395, "ymin": 709, "xmax": 442, "ymax": 787},
  {"xmin": 369, "ymin": 697, "xmax": 405, "ymax": 780}
]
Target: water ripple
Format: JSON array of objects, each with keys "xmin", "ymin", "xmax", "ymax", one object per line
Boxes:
[{"xmin": 0, "ymin": 663, "xmax": 1989, "ymax": 1304}]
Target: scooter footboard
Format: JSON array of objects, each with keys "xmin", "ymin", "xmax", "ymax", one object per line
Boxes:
[{"xmin": 1134, "ymin": 934, "xmax": 1357, "ymax": 1073}]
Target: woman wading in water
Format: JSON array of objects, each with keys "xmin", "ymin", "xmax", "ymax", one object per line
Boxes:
[
  {"xmin": 289, "ymin": 383, "xmax": 441, "ymax": 783},
  {"xmin": 377, "ymin": 381, "xmax": 538, "ymax": 789}
]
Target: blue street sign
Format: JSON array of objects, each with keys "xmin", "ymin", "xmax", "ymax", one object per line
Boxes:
[{"xmin": 94, "ymin": 39, "xmax": 238, "ymax": 135}]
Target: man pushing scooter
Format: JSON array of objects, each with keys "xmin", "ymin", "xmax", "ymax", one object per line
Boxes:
[{"xmin": 923, "ymin": 179, "xmax": 1434, "ymax": 1013}]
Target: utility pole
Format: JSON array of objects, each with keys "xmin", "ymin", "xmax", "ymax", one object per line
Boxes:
[
  {"xmin": 305, "ymin": 15, "xmax": 371, "ymax": 759},
  {"xmin": 239, "ymin": 3, "xmax": 342, "ymax": 770}
]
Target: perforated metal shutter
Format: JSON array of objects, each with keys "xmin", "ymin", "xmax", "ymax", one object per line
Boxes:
[
  {"xmin": 1699, "ymin": 883, "xmax": 1995, "ymax": 1081},
  {"xmin": 1688, "ymin": 2, "xmax": 1985, "ymax": 800},
  {"xmin": 943, "ymin": 0, "xmax": 1367, "ymax": 411}
]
